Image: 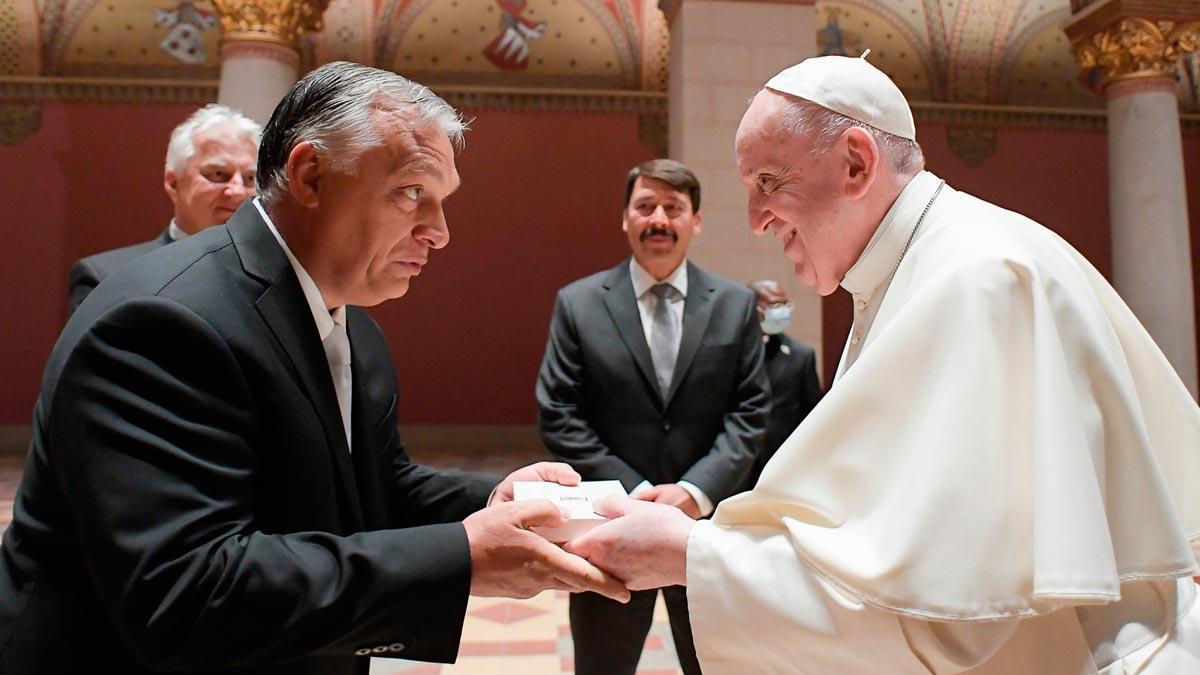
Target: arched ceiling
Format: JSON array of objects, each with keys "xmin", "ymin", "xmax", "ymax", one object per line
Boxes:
[
  {"xmin": 16, "ymin": 0, "xmax": 1192, "ymax": 111},
  {"xmin": 32, "ymin": 0, "xmax": 668, "ymax": 89},
  {"xmin": 815, "ymin": 0, "xmax": 1099, "ymax": 108}
]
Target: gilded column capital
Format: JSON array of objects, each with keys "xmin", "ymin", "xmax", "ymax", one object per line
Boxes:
[
  {"xmin": 1065, "ymin": 0, "xmax": 1200, "ymax": 94},
  {"xmin": 211, "ymin": 0, "xmax": 331, "ymax": 50}
]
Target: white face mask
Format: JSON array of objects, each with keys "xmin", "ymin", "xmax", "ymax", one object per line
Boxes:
[{"xmin": 761, "ymin": 305, "xmax": 791, "ymax": 335}]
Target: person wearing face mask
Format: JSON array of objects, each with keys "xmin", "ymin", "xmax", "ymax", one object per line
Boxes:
[{"xmin": 747, "ymin": 279, "xmax": 823, "ymax": 487}]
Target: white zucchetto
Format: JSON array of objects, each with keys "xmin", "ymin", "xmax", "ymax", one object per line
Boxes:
[{"xmin": 765, "ymin": 51, "xmax": 917, "ymax": 141}]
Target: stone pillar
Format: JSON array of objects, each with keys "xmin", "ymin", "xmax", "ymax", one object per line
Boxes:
[
  {"xmin": 1067, "ymin": 2, "xmax": 1200, "ymax": 398},
  {"xmin": 661, "ymin": 0, "xmax": 821, "ymax": 369},
  {"xmin": 211, "ymin": 0, "xmax": 331, "ymax": 123}
]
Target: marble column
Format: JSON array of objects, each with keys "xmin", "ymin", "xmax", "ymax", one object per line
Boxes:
[
  {"xmin": 1067, "ymin": 5, "xmax": 1200, "ymax": 398},
  {"xmin": 211, "ymin": 0, "xmax": 331, "ymax": 124},
  {"xmin": 660, "ymin": 0, "xmax": 822, "ymax": 371}
]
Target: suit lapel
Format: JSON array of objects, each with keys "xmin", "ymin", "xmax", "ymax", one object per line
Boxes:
[
  {"xmin": 667, "ymin": 261, "xmax": 715, "ymax": 405},
  {"xmin": 228, "ymin": 204, "xmax": 365, "ymax": 531},
  {"xmin": 600, "ymin": 262, "xmax": 661, "ymax": 404}
]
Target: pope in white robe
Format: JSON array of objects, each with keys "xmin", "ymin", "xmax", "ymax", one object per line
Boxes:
[{"xmin": 566, "ymin": 55, "xmax": 1200, "ymax": 674}]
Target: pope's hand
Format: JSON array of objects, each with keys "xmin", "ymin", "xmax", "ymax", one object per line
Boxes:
[
  {"xmin": 490, "ymin": 461, "xmax": 580, "ymax": 504},
  {"xmin": 564, "ymin": 496, "xmax": 695, "ymax": 591},
  {"xmin": 463, "ymin": 500, "xmax": 630, "ymax": 602}
]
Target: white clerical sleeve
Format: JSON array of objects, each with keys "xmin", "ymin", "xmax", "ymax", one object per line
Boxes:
[
  {"xmin": 686, "ymin": 521, "xmax": 1109, "ymax": 674},
  {"xmin": 685, "ymin": 207, "xmax": 1200, "ymax": 673}
]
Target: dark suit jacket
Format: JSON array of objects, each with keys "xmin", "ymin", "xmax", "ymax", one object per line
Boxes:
[
  {"xmin": 68, "ymin": 228, "xmax": 174, "ymax": 314},
  {"xmin": 0, "ymin": 203, "xmax": 496, "ymax": 674},
  {"xmin": 536, "ymin": 260, "xmax": 769, "ymax": 503},
  {"xmin": 750, "ymin": 333, "xmax": 823, "ymax": 486}
]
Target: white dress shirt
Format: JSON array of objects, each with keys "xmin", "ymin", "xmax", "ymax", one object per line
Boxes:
[
  {"xmin": 628, "ymin": 259, "xmax": 714, "ymax": 517},
  {"xmin": 254, "ymin": 198, "xmax": 353, "ymax": 452},
  {"xmin": 167, "ymin": 219, "xmax": 186, "ymax": 242}
]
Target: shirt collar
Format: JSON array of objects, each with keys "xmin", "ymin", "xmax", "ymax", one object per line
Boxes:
[
  {"xmin": 630, "ymin": 258, "xmax": 689, "ymax": 299},
  {"xmin": 167, "ymin": 219, "xmax": 186, "ymax": 242},
  {"xmin": 253, "ymin": 197, "xmax": 345, "ymax": 340},
  {"xmin": 841, "ymin": 170, "xmax": 943, "ymax": 297}
]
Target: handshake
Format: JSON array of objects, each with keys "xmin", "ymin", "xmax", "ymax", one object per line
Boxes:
[{"xmin": 462, "ymin": 462, "xmax": 698, "ymax": 603}]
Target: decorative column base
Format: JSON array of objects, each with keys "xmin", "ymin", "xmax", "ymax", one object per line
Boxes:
[
  {"xmin": 217, "ymin": 40, "xmax": 299, "ymax": 123},
  {"xmin": 1106, "ymin": 74, "xmax": 1198, "ymax": 397}
]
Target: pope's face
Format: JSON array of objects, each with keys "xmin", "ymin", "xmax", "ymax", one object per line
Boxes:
[
  {"xmin": 735, "ymin": 91, "xmax": 854, "ymax": 296},
  {"xmin": 307, "ymin": 114, "xmax": 459, "ymax": 307},
  {"xmin": 165, "ymin": 123, "xmax": 258, "ymax": 234}
]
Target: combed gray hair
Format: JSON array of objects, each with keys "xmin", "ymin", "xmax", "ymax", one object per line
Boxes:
[
  {"xmin": 164, "ymin": 104, "xmax": 262, "ymax": 173},
  {"xmin": 256, "ymin": 61, "xmax": 467, "ymax": 207},
  {"xmin": 780, "ymin": 97, "xmax": 924, "ymax": 176}
]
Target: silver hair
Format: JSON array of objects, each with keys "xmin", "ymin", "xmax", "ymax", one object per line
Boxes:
[
  {"xmin": 256, "ymin": 62, "xmax": 467, "ymax": 207},
  {"xmin": 164, "ymin": 104, "xmax": 262, "ymax": 173},
  {"xmin": 780, "ymin": 97, "xmax": 924, "ymax": 176}
]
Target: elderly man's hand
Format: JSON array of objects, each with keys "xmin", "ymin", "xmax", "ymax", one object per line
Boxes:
[
  {"xmin": 490, "ymin": 461, "xmax": 580, "ymax": 504},
  {"xmin": 564, "ymin": 496, "xmax": 695, "ymax": 591},
  {"xmin": 462, "ymin": 500, "xmax": 630, "ymax": 602},
  {"xmin": 631, "ymin": 483, "xmax": 701, "ymax": 519}
]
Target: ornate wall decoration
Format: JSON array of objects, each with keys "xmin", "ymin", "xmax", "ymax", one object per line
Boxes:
[
  {"xmin": 373, "ymin": 0, "xmax": 652, "ymax": 90},
  {"xmin": 1072, "ymin": 18, "xmax": 1200, "ymax": 89},
  {"xmin": 945, "ymin": 126, "xmax": 996, "ymax": 166},
  {"xmin": 813, "ymin": 0, "xmax": 1153, "ymax": 164},
  {"xmin": 1, "ymin": 0, "xmax": 40, "ymax": 75},
  {"xmin": 41, "ymin": 0, "xmax": 222, "ymax": 78},
  {"xmin": 155, "ymin": 1, "xmax": 218, "ymax": 65},
  {"xmin": 210, "ymin": 0, "xmax": 330, "ymax": 47},
  {"xmin": 1, "ymin": 0, "xmax": 41, "ymax": 143},
  {"xmin": 0, "ymin": 102, "xmax": 41, "ymax": 145}
]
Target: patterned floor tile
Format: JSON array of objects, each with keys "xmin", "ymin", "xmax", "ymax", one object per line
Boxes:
[{"xmin": 468, "ymin": 600, "xmax": 551, "ymax": 625}]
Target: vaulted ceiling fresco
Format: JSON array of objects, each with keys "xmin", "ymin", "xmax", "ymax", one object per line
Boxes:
[
  {"xmin": 815, "ymin": 0, "xmax": 1097, "ymax": 108},
  {"xmin": 2, "ymin": 0, "xmax": 1195, "ymax": 112},
  {"xmin": 21, "ymin": 0, "xmax": 668, "ymax": 90}
]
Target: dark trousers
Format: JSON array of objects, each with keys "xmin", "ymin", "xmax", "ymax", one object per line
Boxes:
[{"xmin": 569, "ymin": 586, "xmax": 702, "ymax": 675}]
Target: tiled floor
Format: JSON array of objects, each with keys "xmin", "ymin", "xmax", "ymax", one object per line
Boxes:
[{"xmin": 0, "ymin": 448, "xmax": 683, "ymax": 674}]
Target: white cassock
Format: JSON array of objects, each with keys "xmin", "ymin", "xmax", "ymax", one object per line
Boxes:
[{"xmin": 687, "ymin": 171, "xmax": 1200, "ymax": 674}]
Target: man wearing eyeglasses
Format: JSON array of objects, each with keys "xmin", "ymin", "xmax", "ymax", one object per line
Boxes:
[
  {"xmin": 536, "ymin": 159, "xmax": 770, "ymax": 675},
  {"xmin": 746, "ymin": 279, "xmax": 823, "ymax": 487}
]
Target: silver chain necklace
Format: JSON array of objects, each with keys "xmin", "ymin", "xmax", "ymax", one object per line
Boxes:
[{"xmin": 886, "ymin": 180, "xmax": 945, "ymax": 286}]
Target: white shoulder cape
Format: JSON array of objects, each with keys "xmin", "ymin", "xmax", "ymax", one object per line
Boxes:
[{"xmin": 701, "ymin": 184, "xmax": 1200, "ymax": 622}]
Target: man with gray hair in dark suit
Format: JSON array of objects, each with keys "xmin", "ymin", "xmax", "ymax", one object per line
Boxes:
[
  {"xmin": 4, "ymin": 61, "xmax": 626, "ymax": 675},
  {"xmin": 68, "ymin": 103, "xmax": 261, "ymax": 313}
]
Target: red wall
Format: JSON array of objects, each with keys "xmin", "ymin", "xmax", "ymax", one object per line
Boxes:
[
  {"xmin": 0, "ymin": 103, "xmax": 652, "ymax": 424},
  {"xmin": 371, "ymin": 110, "xmax": 652, "ymax": 423},
  {"xmin": 3, "ymin": 104, "xmax": 1195, "ymax": 424},
  {"xmin": 0, "ymin": 102, "xmax": 185, "ymax": 424},
  {"xmin": 822, "ymin": 125, "xmax": 1200, "ymax": 384}
]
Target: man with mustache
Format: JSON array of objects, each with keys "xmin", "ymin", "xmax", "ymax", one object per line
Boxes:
[
  {"xmin": 536, "ymin": 158, "xmax": 770, "ymax": 675},
  {"xmin": 566, "ymin": 55, "xmax": 1200, "ymax": 673},
  {"xmin": 68, "ymin": 104, "xmax": 261, "ymax": 313}
]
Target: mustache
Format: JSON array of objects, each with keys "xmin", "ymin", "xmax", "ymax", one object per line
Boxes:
[{"xmin": 641, "ymin": 227, "xmax": 678, "ymax": 242}]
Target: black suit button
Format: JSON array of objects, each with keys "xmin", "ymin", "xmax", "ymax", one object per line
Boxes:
[
  {"xmin": 389, "ymin": 643, "xmax": 405, "ymax": 652},
  {"xmin": 662, "ymin": 421, "xmax": 671, "ymax": 432},
  {"xmin": 354, "ymin": 648, "xmax": 371, "ymax": 656},
  {"xmin": 372, "ymin": 645, "xmax": 389, "ymax": 654}
]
